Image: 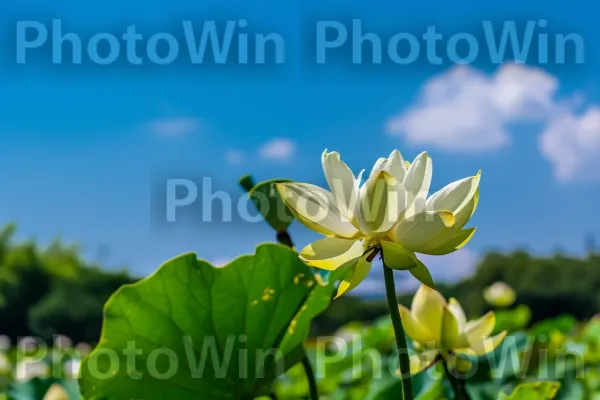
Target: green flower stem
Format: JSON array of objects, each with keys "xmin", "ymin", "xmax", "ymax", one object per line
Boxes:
[
  {"xmin": 383, "ymin": 263, "xmax": 414, "ymax": 400},
  {"xmin": 276, "ymin": 231, "xmax": 316, "ymax": 400},
  {"xmin": 442, "ymin": 361, "xmax": 469, "ymax": 400},
  {"xmin": 301, "ymin": 351, "xmax": 319, "ymax": 400},
  {"xmin": 276, "ymin": 231, "xmax": 294, "ymax": 248}
]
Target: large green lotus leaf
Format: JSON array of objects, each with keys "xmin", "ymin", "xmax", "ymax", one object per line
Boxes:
[
  {"xmin": 498, "ymin": 381, "xmax": 560, "ymax": 399},
  {"xmin": 79, "ymin": 244, "xmax": 341, "ymax": 400},
  {"xmin": 247, "ymin": 179, "xmax": 294, "ymax": 232}
]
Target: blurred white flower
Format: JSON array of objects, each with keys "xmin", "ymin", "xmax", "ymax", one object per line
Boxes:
[
  {"xmin": 54, "ymin": 335, "xmax": 73, "ymax": 349},
  {"xmin": 483, "ymin": 282, "xmax": 517, "ymax": 308},
  {"xmin": 63, "ymin": 358, "xmax": 81, "ymax": 379},
  {"xmin": 18, "ymin": 337, "xmax": 40, "ymax": 353},
  {"xmin": 15, "ymin": 358, "xmax": 50, "ymax": 382},
  {"xmin": 75, "ymin": 342, "xmax": 92, "ymax": 356},
  {"xmin": 0, "ymin": 335, "xmax": 11, "ymax": 351}
]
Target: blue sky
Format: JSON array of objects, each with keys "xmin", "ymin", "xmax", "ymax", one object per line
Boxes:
[{"xmin": 1, "ymin": 0, "xmax": 599, "ymax": 294}]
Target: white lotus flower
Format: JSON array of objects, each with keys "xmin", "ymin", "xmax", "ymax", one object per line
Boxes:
[
  {"xmin": 276, "ymin": 149, "xmax": 480, "ymax": 297},
  {"xmin": 400, "ymin": 285, "xmax": 507, "ymax": 375}
]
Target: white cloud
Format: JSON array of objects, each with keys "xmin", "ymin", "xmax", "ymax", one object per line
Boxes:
[
  {"xmin": 387, "ymin": 63, "xmax": 600, "ymax": 182},
  {"xmin": 211, "ymin": 257, "xmax": 231, "ymax": 268},
  {"xmin": 421, "ymin": 247, "xmax": 480, "ymax": 282},
  {"xmin": 386, "ymin": 64, "xmax": 558, "ymax": 152},
  {"xmin": 259, "ymin": 138, "xmax": 296, "ymax": 162},
  {"xmin": 148, "ymin": 117, "xmax": 202, "ymax": 137},
  {"xmin": 351, "ymin": 248, "xmax": 480, "ymax": 298},
  {"xmin": 225, "ymin": 150, "xmax": 244, "ymax": 165},
  {"xmin": 539, "ymin": 106, "xmax": 600, "ymax": 181}
]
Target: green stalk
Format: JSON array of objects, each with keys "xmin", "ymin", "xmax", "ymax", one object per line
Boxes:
[
  {"xmin": 276, "ymin": 231, "xmax": 294, "ymax": 248},
  {"xmin": 383, "ymin": 263, "xmax": 414, "ymax": 400},
  {"xmin": 442, "ymin": 361, "xmax": 469, "ymax": 400},
  {"xmin": 301, "ymin": 351, "xmax": 319, "ymax": 400},
  {"xmin": 275, "ymin": 232, "xmax": 317, "ymax": 400}
]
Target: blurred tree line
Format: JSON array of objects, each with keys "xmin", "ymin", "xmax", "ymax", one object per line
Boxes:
[
  {"xmin": 312, "ymin": 249, "xmax": 600, "ymax": 335},
  {"xmin": 0, "ymin": 224, "xmax": 135, "ymax": 343},
  {"xmin": 2, "ymin": 221, "xmax": 600, "ymax": 342}
]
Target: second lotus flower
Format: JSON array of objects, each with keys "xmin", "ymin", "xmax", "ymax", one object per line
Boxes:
[
  {"xmin": 483, "ymin": 282, "xmax": 517, "ymax": 308},
  {"xmin": 401, "ymin": 285, "xmax": 507, "ymax": 375},
  {"xmin": 276, "ymin": 149, "xmax": 481, "ymax": 297}
]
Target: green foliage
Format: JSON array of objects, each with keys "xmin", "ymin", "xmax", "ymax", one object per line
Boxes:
[
  {"xmin": 462, "ymin": 251, "xmax": 600, "ymax": 322},
  {"xmin": 6, "ymin": 379, "xmax": 80, "ymax": 400},
  {"xmin": 0, "ymin": 224, "xmax": 135, "ymax": 343},
  {"xmin": 3, "ymin": 220, "xmax": 600, "ymax": 399},
  {"xmin": 494, "ymin": 305, "xmax": 533, "ymax": 335},
  {"xmin": 498, "ymin": 381, "xmax": 561, "ymax": 399},
  {"xmin": 79, "ymin": 244, "xmax": 342, "ymax": 400},
  {"xmin": 276, "ymin": 326, "xmax": 448, "ymax": 400},
  {"xmin": 314, "ymin": 251, "xmax": 600, "ymax": 337}
]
